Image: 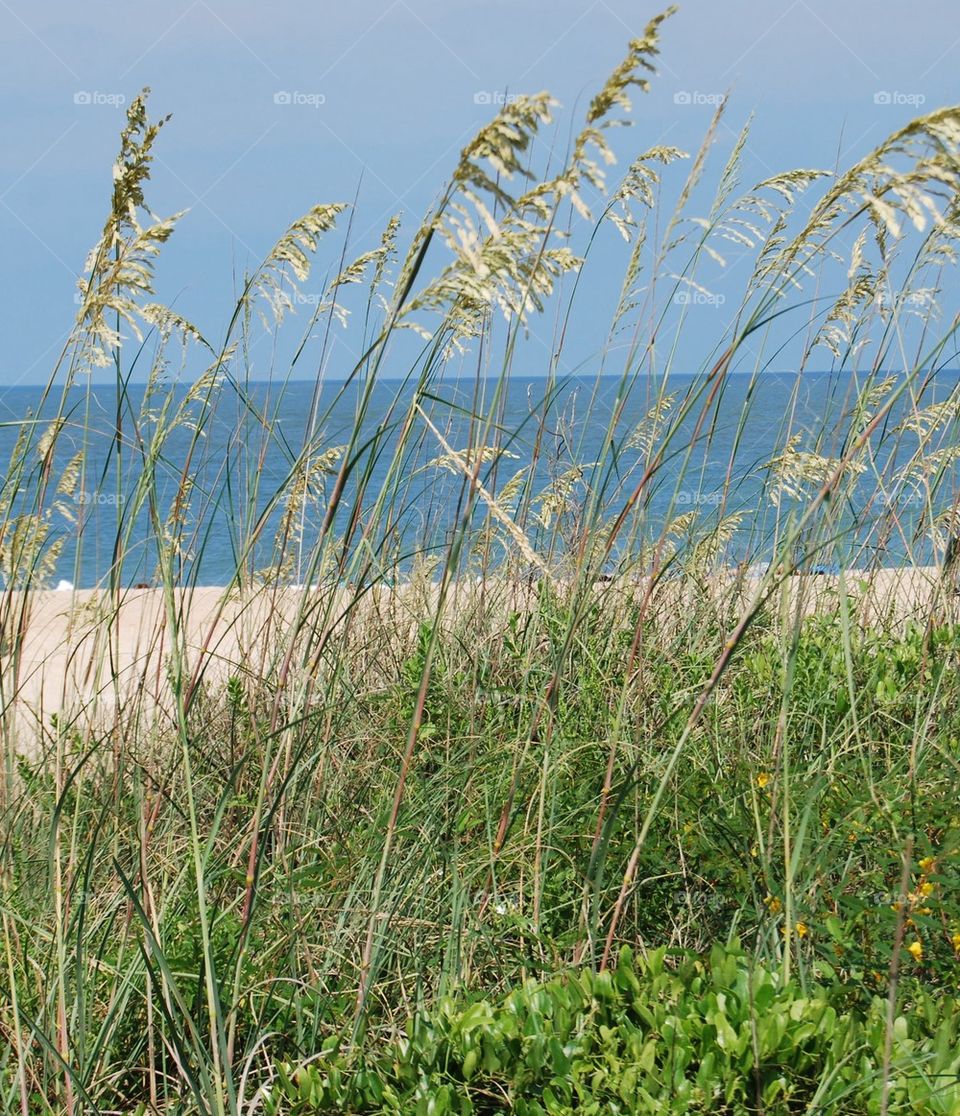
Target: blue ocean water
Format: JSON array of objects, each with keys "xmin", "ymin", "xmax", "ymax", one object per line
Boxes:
[{"xmin": 0, "ymin": 371, "xmax": 957, "ymax": 587}]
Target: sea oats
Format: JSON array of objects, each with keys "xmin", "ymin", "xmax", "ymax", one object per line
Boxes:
[
  {"xmin": 897, "ymin": 398, "xmax": 960, "ymax": 440},
  {"xmin": 496, "ymin": 466, "xmax": 530, "ymax": 512},
  {"xmin": 397, "ymin": 9, "xmax": 678, "ymax": 353},
  {"xmin": 74, "ymin": 94, "xmax": 190, "ymax": 370},
  {"xmin": 427, "ymin": 445, "xmax": 518, "ymax": 476},
  {"xmin": 897, "ymin": 444, "xmax": 960, "ymax": 486},
  {"xmin": 756, "ymin": 107, "xmax": 960, "ymax": 307},
  {"xmin": 626, "ymin": 394, "xmax": 677, "ymax": 456},
  {"xmin": 9, "ymin": 23, "xmax": 960, "ymax": 1110},
  {"xmin": 686, "ymin": 513, "xmax": 744, "ymax": 574},
  {"xmin": 814, "ymin": 273, "xmax": 877, "ymax": 359},
  {"xmin": 255, "ymin": 203, "xmax": 347, "ymax": 325},
  {"xmin": 533, "ymin": 462, "xmax": 600, "ymax": 531},
  {"xmin": 606, "ymin": 146, "xmax": 687, "ymax": 241},
  {"xmin": 765, "ymin": 435, "xmax": 866, "ymax": 509},
  {"xmin": 140, "ymin": 304, "xmax": 211, "ymax": 351},
  {"xmin": 417, "ymin": 405, "xmax": 552, "ymax": 584}
]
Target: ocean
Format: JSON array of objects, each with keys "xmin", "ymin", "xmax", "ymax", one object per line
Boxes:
[{"xmin": 0, "ymin": 370, "xmax": 957, "ymax": 587}]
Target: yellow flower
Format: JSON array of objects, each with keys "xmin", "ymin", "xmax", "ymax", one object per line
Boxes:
[
  {"xmin": 907, "ymin": 940, "xmax": 923, "ymax": 963},
  {"xmin": 757, "ymin": 772, "xmax": 770, "ymax": 789},
  {"xmin": 951, "ymin": 932, "xmax": 960, "ymax": 956},
  {"xmin": 764, "ymin": 895, "xmax": 782, "ymax": 915},
  {"xmin": 918, "ymin": 880, "xmax": 935, "ymax": 898},
  {"xmin": 919, "ymin": 857, "xmax": 936, "ymax": 875},
  {"xmin": 796, "ymin": 921, "xmax": 808, "ymax": 939}
]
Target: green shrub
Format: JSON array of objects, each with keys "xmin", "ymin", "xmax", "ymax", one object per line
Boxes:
[{"xmin": 265, "ymin": 942, "xmax": 960, "ymax": 1114}]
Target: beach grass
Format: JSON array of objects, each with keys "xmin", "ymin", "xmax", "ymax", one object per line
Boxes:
[{"xmin": 3, "ymin": 7, "xmax": 960, "ymax": 1111}]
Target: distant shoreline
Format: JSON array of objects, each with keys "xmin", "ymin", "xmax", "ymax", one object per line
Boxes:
[
  {"xmin": 29, "ymin": 560, "xmax": 945, "ymax": 593},
  {"xmin": 4, "ymin": 368, "xmax": 960, "ymax": 391}
]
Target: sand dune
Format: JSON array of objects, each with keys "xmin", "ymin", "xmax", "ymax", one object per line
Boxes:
[{"xmin": 0, "ymin": 567, "xmax": 954, "ymax": 752}]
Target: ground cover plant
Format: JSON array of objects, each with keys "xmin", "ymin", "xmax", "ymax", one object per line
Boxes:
[{"xmin": 2, "ymin": 7, "xmax": 960, "ymax": 1112}]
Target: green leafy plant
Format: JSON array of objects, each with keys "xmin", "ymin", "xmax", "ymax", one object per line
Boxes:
[{"xmin": 265, "ymin": 943, "xmax": 960, "ymax": 1114}]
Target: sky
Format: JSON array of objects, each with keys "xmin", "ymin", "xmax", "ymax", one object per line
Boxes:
[{"xmin": 1, "ymin": 0, "xmax": 958, "ymax": 386}]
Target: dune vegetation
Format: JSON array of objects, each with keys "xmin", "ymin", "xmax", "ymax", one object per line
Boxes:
[{"xmin": 3, "ymin": 8, "xmax": 960, "ymax": 1112}]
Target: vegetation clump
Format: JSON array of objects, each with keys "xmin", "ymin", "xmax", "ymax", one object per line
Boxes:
[{"xmin": 2, "ymin": 8, "xmax": 960, "ymax": 1113}]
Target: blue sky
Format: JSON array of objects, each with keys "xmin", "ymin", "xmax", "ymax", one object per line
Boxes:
[{"xmin": 1, "ymin": 0, "xmax": 957, "ymax": 385}]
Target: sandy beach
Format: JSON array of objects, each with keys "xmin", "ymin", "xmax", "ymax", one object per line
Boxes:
[{"xmin": 0, "ymin": 566, "xmax": 954, "ymax": 753}]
